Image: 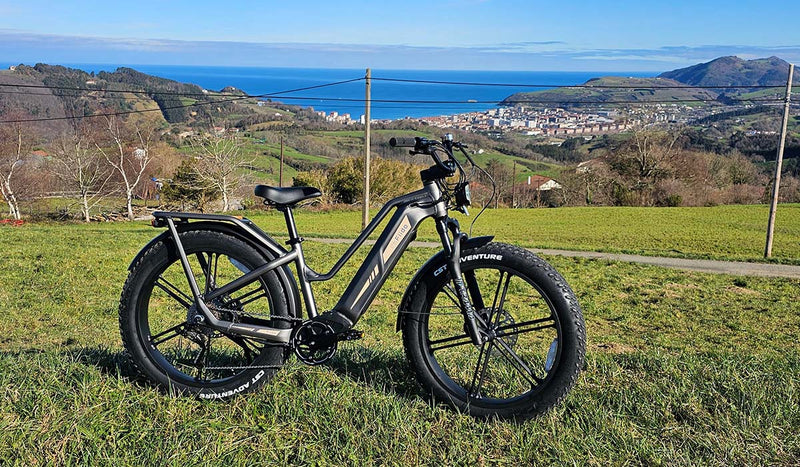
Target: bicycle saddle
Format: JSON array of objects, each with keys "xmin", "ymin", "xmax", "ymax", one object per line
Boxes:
[{"xmin": 254, "ymin": 185, "xmax": 321, "ymax": 206}]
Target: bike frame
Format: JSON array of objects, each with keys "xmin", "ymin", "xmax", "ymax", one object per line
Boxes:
[{"xmin": 151, "ymin": 179, "xmax": 472, "ymax": 344}]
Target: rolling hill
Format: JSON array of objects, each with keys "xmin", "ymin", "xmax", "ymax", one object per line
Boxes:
[
  {"xmin": 659, "ymin": 56, "xmax": 798, "ymax": 87},
  {"xmin": 0, "ymin": 63, "xmax": 259, "ymax": 127},
  {"xmin": 502, "ymin": 76, "xmax": 719, "ymax": 106},
  {"xmin": 502, "ymin": 56, "xmax": 797, "ymax": 106}
]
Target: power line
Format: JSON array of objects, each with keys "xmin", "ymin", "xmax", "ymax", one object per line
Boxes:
[
  {"xmin": 0, "ymin": 76, "xmax": 365, "ymax": 98},
  {"xmin": 0, "ymin": 73, "xmax": 790, "ymax": 124},
  {"xmin": 232, "ymin": 94, "xmax": 785, "ymax": 105},
  {"xmin": 2, "ymin": 75, "xmax": 794, "ymax": 97},
  {"xmin": 371, "ymin": 76, "xmax": 792, "ymax": 90},
  {"xmin": 0, "ymin": 87, "xmax": 784, "ymax": 105},
  {"xmin": 0, "ymin": 82, "xmax": 212, "ymax": 96},
  {"xmin": 0, "ymin": 77, "xmax": 366, "ymax": 124},
  {"xmin": 1, "ymin": 86, "xmax": 785, "ymax": 107},
  {"xmin": 0, "ymin": 95, "xmax": 253, "ymax": 123},
  {"xmin": 0, "ymin": 93, "xmax": 784, "ymax": 124}
]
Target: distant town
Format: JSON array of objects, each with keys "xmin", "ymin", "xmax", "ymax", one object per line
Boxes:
[{"xmin": 311, "ymin": 101, "xmax": 769, "ymax": 137}]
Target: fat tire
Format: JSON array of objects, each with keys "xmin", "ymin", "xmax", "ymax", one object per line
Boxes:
[
  {"xmin": 402, "ymin": 242, "xmax": 585, "ymax": 420},
  {"xmin": 119, "ymin": 230, "xmax": 290, "ymax": 399}
]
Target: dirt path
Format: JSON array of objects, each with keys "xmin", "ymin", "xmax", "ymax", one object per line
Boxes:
[{"xmin": 309, "ymin": 237, "xmax": 800, "ymax": 279}]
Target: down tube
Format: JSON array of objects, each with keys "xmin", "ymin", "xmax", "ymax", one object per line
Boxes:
[{"xmin": 331, "ymin": 203, "xmax": 439, "ymax": 326}]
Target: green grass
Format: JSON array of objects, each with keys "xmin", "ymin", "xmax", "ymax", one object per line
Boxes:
[
  {"xmin": 0, "ymin": 222, "xmax": 798, "ymax": 463},
  {"xmin": 239, "ymin": 204, "xmax": 800, "ymax": 264}
]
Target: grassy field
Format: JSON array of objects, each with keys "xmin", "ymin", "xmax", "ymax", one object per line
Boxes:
[
  {"xmin": 0, "ymin": 220, "xmax": 798, "ymax": 464},
  {"xmin": 239, "ymin": 204, "xmax": 800, "ymax": 264}
]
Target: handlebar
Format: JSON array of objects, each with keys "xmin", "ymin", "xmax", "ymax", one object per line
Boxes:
[
  {"xmin": 390, "ymin": 136, "xmax": 453, "ymax": 176},
  {"xmin": 389, "ymin": 134, "xmax": 481, "ymax": 180},
  {"xmin": 388, "ymin": 137, "xmax": 417, "ymax": 148},
  {"xmin": 390, "ymin": 134, "xmax": 477, "ymax": 214}
]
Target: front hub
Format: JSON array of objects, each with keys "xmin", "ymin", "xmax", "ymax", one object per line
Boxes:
[{"xmin": 472, "ymin": 308, "xmax": 518, "ymax": 349}]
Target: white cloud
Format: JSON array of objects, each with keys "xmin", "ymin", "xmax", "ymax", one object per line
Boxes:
[{"xmin": 2, "ymin": 30, "xmax": 799, "ymax": 71}]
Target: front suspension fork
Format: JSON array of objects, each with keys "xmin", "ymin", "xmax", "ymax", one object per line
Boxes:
[{"xmin": 436, "ymin": 218, "xmax": 486, "ymax": 345}]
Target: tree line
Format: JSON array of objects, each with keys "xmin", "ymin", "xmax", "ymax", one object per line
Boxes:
[
  {"xmin": 0, "ymin": 111, "xmax": 251, "ymax": 221},
  {"xmin": 3, "ymin": 107, "xmax": 800, "ymax": 221}
]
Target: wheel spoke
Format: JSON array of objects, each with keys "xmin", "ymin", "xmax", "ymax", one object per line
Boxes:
[
  {"xmin": 212, "ymin": 254, "xmax": 219, "ymax": 291},
  {"xmin": 468, "ymin": 341, "xmax": 493, "ymax": 398},
  {"xmin": 441, "ymin": 284, "xmax": 462, "ymax": 309},
  {"xmin": 196, "ymin": 252, "xmax": 209, "ymax": 278},
  {"xmin": 193, "ymin": 339, "xmax": 210, "ymax": 380},
  {"xmin": 494, "ymin": 316, "xmax": 556, "ymax": 339},
  {"xmin": 154, "ymin": 276, "xmax": 193, "ymax": 308},
  {"xmin": 493, "ymin": 337, "xmax": 542, "ymax": 386},
  {"xmin": 224, "ymin": 333, "xmax": 261, "ymax": 363},
  {"xmin": 494, "ymin": 273, "xmax": 511, "ymax": 323},
  {"xmin": 491, "ymin": 271, "xmax": 506, "ymax": 312},
  {"xmin": 486, "ymin": 271, "xmax": 511, "ymax": 327},
  {"xmin": 230, "ymin": 287, "xmax": 268, "ymax": 308},
  {"xmin": 197, "ymin": 252, "xmax": 219, "ymax": 294},
  {"xmin": 150, "ymin": 322, "xmax": 187, "ymax": 346},
  {"xmin": 474, "ymin": 342, "xmax": 493, "ymax": 398},
  {"xmin": 429, "ymin": 333, "xmax": 472, "ymax": 352}
]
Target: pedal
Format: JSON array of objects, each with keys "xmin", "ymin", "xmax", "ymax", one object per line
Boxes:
[{"xmin": 338, "ymin": 329, "xmax": 364, "ymax": 342}]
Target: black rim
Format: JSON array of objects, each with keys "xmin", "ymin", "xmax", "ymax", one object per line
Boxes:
[
  {"xmin": 421, "ymin": 264, "xmax": 562, "ymax": 407},
  {"xmin": 136, "ymin": 245, "xmax": 282, "ymax": 387}
]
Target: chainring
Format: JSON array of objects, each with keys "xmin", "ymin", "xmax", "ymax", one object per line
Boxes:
[{"xmin": 291, "ymin": 320, "xmax": 337, "ymax": 365}]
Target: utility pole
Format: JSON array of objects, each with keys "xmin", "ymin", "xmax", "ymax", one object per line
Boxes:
[
  {"xmin": 511, "ymin": 160, "xmax": 517, "ymax": 208},
  {"xmin": 362, "ymin": 68, "xmax": 371, "ymax": 230},
  {"xmin": 765, "ymin": 63, "xmax": 794, "ymax": 258},
  {"xmin": 279, "ymin": 135, "xmax": 284, "ymax": 188}
]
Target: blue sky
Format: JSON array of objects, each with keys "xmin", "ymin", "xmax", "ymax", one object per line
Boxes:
[{"xmin": 1, "ymin": 0, "xmax": 798, "ymax": 71}]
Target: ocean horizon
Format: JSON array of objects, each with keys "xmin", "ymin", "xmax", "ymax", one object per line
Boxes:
[{"xmin": 2, "ymin": 62, "xmax": 657, "ymax": 120}]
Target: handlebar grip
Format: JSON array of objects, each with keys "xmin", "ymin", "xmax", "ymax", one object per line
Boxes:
[{"xmin": 389, "ymin": 137, "xmax": 417, "ymax": 148}]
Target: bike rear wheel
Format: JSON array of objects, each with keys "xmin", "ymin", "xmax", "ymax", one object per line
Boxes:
[
  {"xmin": 119, "ymin": 230, "xmax": 291, "ymax": 399},
  {"xmin": 402, "ymin": 243, "xmax": 585, "ymax": 420}
]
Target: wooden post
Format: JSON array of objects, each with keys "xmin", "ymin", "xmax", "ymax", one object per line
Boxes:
[
  {"xmin": 279, "ymin": 135, "xmax": 284, "ymax": 188},
  {"xmin": 362, "ymin": 68, "xmax": 371, "ymax": 230},
  {"xmin": 765, "ymin": 63, "xmax": 794, "ymax": 258},
  {"xmin": 511, "ymin": 160, "xmax": 517, "ymax": 208}
]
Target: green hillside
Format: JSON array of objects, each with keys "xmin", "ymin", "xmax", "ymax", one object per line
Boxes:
[
  {"xmin": 502, "ymin": 76, "xmax": 718, "ymax": 106},
  {"xmin": 659, "ymin": 56, "xmax": 799, "ymax": 88}
]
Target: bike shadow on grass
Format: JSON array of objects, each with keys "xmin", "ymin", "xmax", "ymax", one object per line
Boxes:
[
  {"xmin": 325, "ymin": 344, "xmax": 424, "ymax": 400},
  {"xmin": 63, "ymin": 344, "xmax": 426, "ymax": 401},
  {"xmin": 67, "ymin": 346, "xmax": 148, "ymax": 384}
]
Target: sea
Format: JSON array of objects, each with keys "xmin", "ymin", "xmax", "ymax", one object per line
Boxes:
[{"xmin": 3, "ymin": 63, "xmax": 656, "ymax": 120}]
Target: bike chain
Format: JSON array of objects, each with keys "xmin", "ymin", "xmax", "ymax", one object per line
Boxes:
[
  {"xmin": 206, "ymin": 304, "xmax": 303, "ymax": 323},
  {"xmin": 201, "ymin": 364, "xmax": 285, "ymax": 371}
]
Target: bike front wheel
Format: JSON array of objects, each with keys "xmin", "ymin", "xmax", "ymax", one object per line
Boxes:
[{"xmin": 402, "ymin": 242, "xmax": 586, "ymax": 420}]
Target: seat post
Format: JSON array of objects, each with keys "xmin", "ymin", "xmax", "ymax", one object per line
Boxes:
[
  {"xmin": 278, "ymin": 205, "xmax": 319, "ymax": 318},
  {"xmin": 280, "ymin": 206, "xmax": 302, "ymax": 245}
]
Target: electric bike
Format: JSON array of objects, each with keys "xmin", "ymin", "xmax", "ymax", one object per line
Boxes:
[{"xmin": 119, "ymin": 134, "xmax": 586, "ymax": 419}]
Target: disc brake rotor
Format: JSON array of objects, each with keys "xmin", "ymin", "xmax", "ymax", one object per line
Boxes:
[{"xmin": 474, "ymin": 308, "xmax": 518, "ymax": 352}]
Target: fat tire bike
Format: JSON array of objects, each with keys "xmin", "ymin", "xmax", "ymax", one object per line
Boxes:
[{"xmin": 119, "ymin": 134, "xmax": 586, "ymax": 420}]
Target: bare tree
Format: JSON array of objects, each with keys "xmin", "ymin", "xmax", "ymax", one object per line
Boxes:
[
  {"xmin": 628, "ymin": 127, "xmax": 683, "ymax": 181},
  {"xmin": 95, "ymin": 116, "xmax": 156, "ymax": 220},
  {"xmin": 603, "ymin": 127, "xmax": 685, "ymax": 205},
  {"xmin": 51, "ymin": 126, "xmax": 113, "ymax": 222},
  {"xmin": 0, "ymin": 121, "xmax": 33, "ymax": 220},
  {"xmin": 191, "ymin": 133, "xmax": 251, "ymax": 211},
  {"xmin": 481, "ymin": 159, "xmax": 513, "ymax": 208}
]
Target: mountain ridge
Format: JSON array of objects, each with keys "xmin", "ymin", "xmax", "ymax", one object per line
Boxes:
[
  {"xmin": 503, "ymin": 56, "xmax": 796, "ymax": 106},
  {"xmin": 659, "ymin": 56, "xmax": 798, "ymax": 87}
]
